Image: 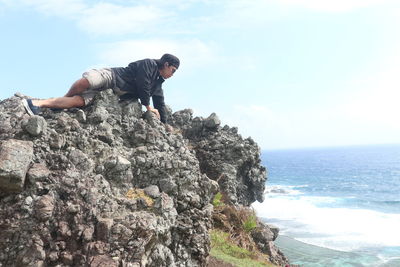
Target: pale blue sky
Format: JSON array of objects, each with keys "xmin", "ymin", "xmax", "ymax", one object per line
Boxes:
[{"xmin": 1, "ymin": 0, "xmax": 400, "ymax": 149}]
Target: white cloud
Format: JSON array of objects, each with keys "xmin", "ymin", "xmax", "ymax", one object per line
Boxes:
[
  {"xmin": 5, "ymin": 0, "xmax": 399, "ymax": 38},
  {"xmin": 19, "ymin": 0, "xmax": 86, "ymax": 18},
  {"xmin": 279, "ymin": 0, "xmax": 395, "ymax": 12},
  {"xmin": 228, "ymin": 0, "xmax": 396, "ymax": 14},
  {"xmin": 0, "ymin": 0, "xmax": 16, "ymax": 6},
  {"xmin": 141, "ymin": 0, "xmax": 203, "ymax": 10},
  {"xmin": 79, "ymin": 3, "xmax": 167, "ymax": 36},
  {"xmin": 212, "ymin": 0, "xmax": 398, "ymax": 31},
  {"xmin": 6, "ymin": 0, "xmax": 169, "ymax": 36},
  {"xmin": 96, "ymin": 39, "xmax": 217, "ymax": 71}
]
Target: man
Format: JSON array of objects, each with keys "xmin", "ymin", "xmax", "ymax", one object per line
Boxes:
[{"xmin": 22, "ymin": 53, "xmax": 180, "ymax": 125}]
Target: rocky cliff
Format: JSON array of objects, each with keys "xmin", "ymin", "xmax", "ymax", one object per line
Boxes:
[{"xmin": 0, "ymin": 90, "xmax": 286, "ymax": 266}]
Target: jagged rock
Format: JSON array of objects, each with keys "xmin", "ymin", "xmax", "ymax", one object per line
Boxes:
[
  {"xmin": 35, "ymin": 194, "xmax": 54, "ymax": 221},
  {"xmin": 204, "ymin": 112, "xmax": 221, "ymax": 130},
  {"xmin": 90, "ymin": 255, "xmax": 118, "ymax": 267},
  {"xmin": 27, "ymin": 163, "xmax": 50, "ymax": 182},
  {"xmin": 147, "ymin": 244, "xmax": 176, "ymax": 267},
  {"xmin": 159, "ymin": 178, "xmax": 178, "ymax": 194},
  {"xmin": 265, "ymin": 241, "xmax": 288, "ymax": 266},
  {"xmin": 170, "ymin": 109, "xmax": 266, "ymax": 206},
  {"xmin": 82, "ymin": 226, "xmax": 95, "ymax": 241},
  {"xmin": 48, "ymin": 129, "xmax": 66, "ymax": 149},
  {"xmin": 0, "ymin": 139, "xmax": 33, "ymax": 192},
  {"xmin": 69, "ymin": 148, "xmax": 94, "ymax": 172},
  {"xmin": 251, "ymin": 224, "xmax": 275, "ymax": 245},
  {"xmin": 24, "ymin": 115, "xmax": 47, "ymax": 136},
  {"xmin": 97, "ymin": 218, "xmax": 114, "ymax": 241},
  {"xmin": 0, "ymin": 117, "xmax": 12, "ymax": 134},
  {"xmin": 144, "ymin": 185, "xmax": 160, "ymax": 198},
  {"xmin": 90, "ymin": 106, "xmax": 109, "ymax": 123},
  {"xmin": 60, "ymin": 251, "xmax": 74, "ymax": 265},
  {"xmin": 16, "ymin": 235, "xmax": 46, "ymax": 266},
  {"xmin": 250, "ymin": 221, "xmax": 288, "ymax": 264},
  {"xmin": 267, "ymin": 224, "xmax": 280, "ymax": 241},
  {"xmin": 143, "ymin": 110, "xmax": 159, "ymax": 127},
  {"xmin": 0, "ymin": 91, "xmax": 282, "ymax": 267},
  {"xmin": 76, "ymin": 109, "xmax": 87, "ymax": 122}
]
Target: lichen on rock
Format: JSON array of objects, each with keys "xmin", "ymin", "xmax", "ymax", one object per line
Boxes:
[{"xmin": 126, "ymin": 188, "xmax": 154, "ymax": 207}]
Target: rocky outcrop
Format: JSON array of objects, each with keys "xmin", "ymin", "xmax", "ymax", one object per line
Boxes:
[
  {"xmin": 170, "ymin": 110, "xmax": 266, "ymax": 206},
  {"xmin": 0, "ymin": 90, "xmax": 283, "ymax": 266},
  {"xmin": 251, "ymin": 222, "xmax": 288, "ymax": 266}
]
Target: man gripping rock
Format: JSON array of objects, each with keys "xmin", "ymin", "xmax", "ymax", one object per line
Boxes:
[{"xmin": 22, "ymin": 53, "xmax": 180, "ymax": 128}]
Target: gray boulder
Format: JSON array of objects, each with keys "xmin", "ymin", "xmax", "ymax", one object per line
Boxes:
[
  {"xmin": 204, "ymin": 112, "xmax": 221, "ymax": 130},
  {"xmin": 0, "ymin": 139, "xmax": 33, "ymax": 192},
  {"xmin": 24, "ymin": 115, "xmax": 47, "ymax": 136}
]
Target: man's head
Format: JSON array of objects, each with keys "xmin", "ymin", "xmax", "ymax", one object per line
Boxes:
[{"xmin": 158, "ymin": 53, "xmax": 180, "ymax": 79}]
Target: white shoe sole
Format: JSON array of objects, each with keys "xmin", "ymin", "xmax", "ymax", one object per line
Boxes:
[{"xmin": 22, "ymin": 99, "xmax": 34, "ymax": 116}]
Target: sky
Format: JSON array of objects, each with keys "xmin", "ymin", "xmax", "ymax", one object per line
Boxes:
[{"xmin": 1, "ymin": 0, "xmax": 400, "ymax": 150}]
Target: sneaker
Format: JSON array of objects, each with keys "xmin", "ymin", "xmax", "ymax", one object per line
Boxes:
[{"xmin": 22, "ymin": 99, "xmax": 41, "ymax": 116}]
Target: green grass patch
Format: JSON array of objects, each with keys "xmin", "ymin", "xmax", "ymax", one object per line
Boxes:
[
  {"xmin": 243, "ymin": 214, "xmax": 257, "ymax": 233},
  {"xmin": 210, "ymin": 230, "xmax": 275, "ymax": 267},
  {"xmin": 212, "ymin": 192, "xmax": 223, "ymax": 207}
]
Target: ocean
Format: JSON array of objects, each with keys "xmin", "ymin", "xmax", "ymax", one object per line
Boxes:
[{"xmin": 252, "ymin": 144, "xmax": 400, "ymax": 267}]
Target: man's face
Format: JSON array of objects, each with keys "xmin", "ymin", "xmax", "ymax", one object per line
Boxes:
[{"xmin": 160, "ymin": 64, "xmax": 177, "ymax": 79}]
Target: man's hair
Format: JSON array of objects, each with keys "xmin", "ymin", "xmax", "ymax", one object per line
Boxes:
[{"xmin": 157, "ymin": 53, "xmax": 180, "ymax": 69}]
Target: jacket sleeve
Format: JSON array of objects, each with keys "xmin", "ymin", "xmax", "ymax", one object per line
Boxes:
[
  {"xmin": 135, "ymin": 60, "xmax": 156, "ymax": 106},
  {"xmin": 152, "ymin": 94, "xmax": 167, "ymax": 123}
]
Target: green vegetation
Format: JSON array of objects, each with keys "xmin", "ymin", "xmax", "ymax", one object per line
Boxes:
[
  {"xmin": 212, "ymin": 192, "xmax": 223, "ymax": 207},
  {"xmin": 211, "ymin": 229, "xmax": 254, "ymax": 258},
  {"xmin": 243, "ymin": 214, "xmax": 257, "ymax": 233},
  {"xmin": 210, "ymin": 230, "xmax": 276, "ymax": 267}
]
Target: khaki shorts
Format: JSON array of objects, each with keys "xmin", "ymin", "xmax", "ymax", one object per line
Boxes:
[{"xmin": 80, "ymin": 68, "xmax": 115, "ymax": 105}]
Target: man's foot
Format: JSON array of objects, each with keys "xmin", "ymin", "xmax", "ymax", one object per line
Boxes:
[{"xmin": 22, "ymin": 99, "xmax": 41, "ymax": 116}]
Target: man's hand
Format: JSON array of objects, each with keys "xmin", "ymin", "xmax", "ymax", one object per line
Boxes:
[
  {"xmin": 151, "ymin": 108, "xmax": 160, "ymax": 120},
  {"xmin": 146, "ymin": 106, "xmax": 160, "ymax": 120}
]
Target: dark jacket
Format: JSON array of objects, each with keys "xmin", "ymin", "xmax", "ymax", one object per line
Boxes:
[{"xmin": 111, "ymin": 59, "xmax": 168, "ymax": 123}]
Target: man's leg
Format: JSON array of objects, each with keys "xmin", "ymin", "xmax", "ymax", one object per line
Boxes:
[
  {"xmin": 32, "ymin": 95, "xmax": 85, "ymax": 109},
  {"xmin": 29, "ymin": 77, "xmax": 89, "ymax": 109},
  {"xmin": 64, "ymin": 78, "xmax": 90, "ymax": 97},
  {"xmin": 23, "ymin": 69, "xmax": 110, "ymax": 115}
]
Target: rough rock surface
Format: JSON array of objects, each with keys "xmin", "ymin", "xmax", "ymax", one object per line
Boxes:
[
  {"xmin": 251, "ymin": 222, "xmax": 288, "ymax": 266},
  {"xmin": 0, "ymin": 139, "xmax": 33, "ymax": 192},
  {"xmin": 0, "ymin": 90, "xmax": 283, "ymax": 266},
  {"xmin": 170, "ymin": 110, "xmax": 266, "ymax": 206}
]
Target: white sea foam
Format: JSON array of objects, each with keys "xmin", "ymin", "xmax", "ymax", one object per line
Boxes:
[
  {"xmin": 252, "ymin": 194, "xmax": 400, "ymax": 252},
  {"xmin": 264, "ymin": 184, "xmax": 306, "ymax": 195}
]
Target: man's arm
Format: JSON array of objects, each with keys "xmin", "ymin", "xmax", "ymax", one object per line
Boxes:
[
  {"xmin": 153, "ymin": 94, "xmax": 173, "ymax": 132},
  {"xmin": 135, "ymin": 60, "xmax": 159, "ymax": 117}
]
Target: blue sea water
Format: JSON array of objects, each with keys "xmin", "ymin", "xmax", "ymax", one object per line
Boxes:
[{"xmin": 252, "ymin": 144, "xmax": 400, "ymax": 267}]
